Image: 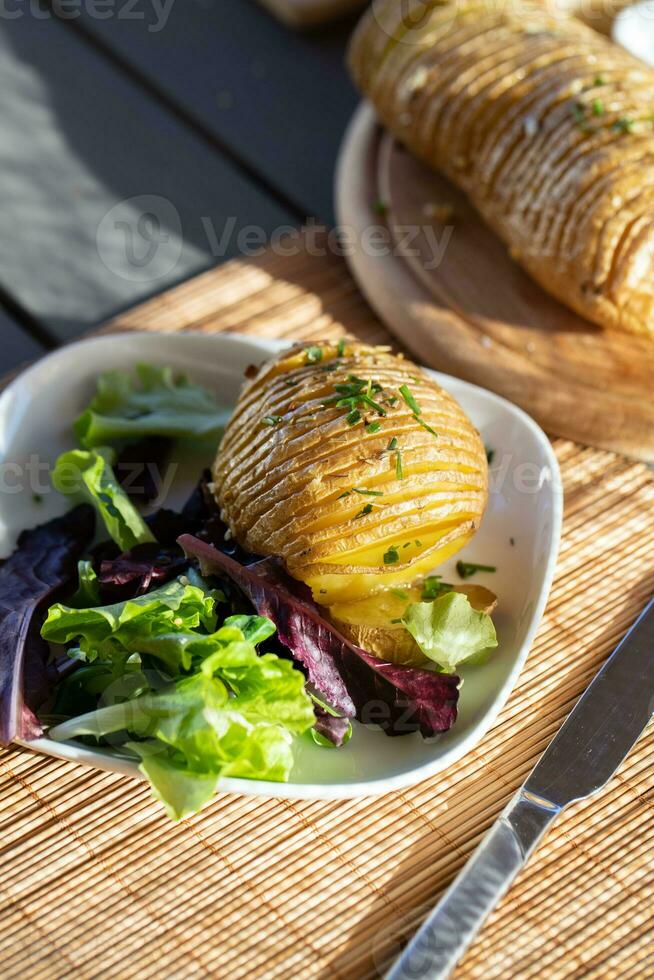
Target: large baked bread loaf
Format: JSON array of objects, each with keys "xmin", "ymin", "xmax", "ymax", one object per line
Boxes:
[{"xmin": 349, "ymin": 0, "xmax": 654, "ymax": 339}]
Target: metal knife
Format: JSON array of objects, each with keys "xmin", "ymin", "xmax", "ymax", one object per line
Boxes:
[{"xmin": 387, "ymin": 596, "xmax": 654, "ymax": 980}]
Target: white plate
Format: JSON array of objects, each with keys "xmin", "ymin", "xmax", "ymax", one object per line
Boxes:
[
  {"xmin": 613, "ymin": 2, "xmax": 654, "ymax": 67},
  {"xmin": 3, "ymin": 332, "xmax": 562, "ymax": 800}
]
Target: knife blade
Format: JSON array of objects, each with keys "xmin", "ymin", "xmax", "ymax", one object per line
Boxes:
[{"xmin": 387, "ymin": 596, "xmax": 654, "ymax": 980}]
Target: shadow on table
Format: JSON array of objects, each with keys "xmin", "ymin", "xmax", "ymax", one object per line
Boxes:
[
  {"xmin": 319, "ymin": 568, "xmax": 654, "ymax": 979},
  {"xmin": 0, "ymin": 18, "xmax": 294, "ymax": 342},
  {"xmin": 229, "ymin": 231, "xmax": 400, "ymax": 348}
]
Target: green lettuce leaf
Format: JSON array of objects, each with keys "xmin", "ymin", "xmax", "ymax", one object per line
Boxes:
[
  {"xmin": 130, "ymin": 615, "xmax": 275, "ymax": 673},
  {"xmin": 41, "ymin": 578, "xmax": 217, "ymax": 669},
  {"xmin": 128, "ymin": 621, "xmax": 312, "ymax": 732},
  {"xmin": 130, "ymin": 718, "xmax": 295, "ymax": 820},
  {"xmin": 198, "ymin": 625, "xmax": 316, "ymax": 733},
  {"xmin": 48, "ymin": 622, "xmax": 314, "ymax": 820},
  {"xmin": 52, "ymin": 447, "xmax": 155, "ymax": 551},
  {"xmin": 74, "ymin": 363, "xmax": 231, "ymax": 448},
  {"xmin": 51, "ymin": 657, "xmax": 149, "ymax": 718},
  {"xmin": 402, "ymin": 591, "xmax": 498, "ymax": 673},
  {"xmin": 130, "ymin": 746, "xmax": 222, "ymax": 821},
  {"xmin": 69, "ymin": 560, "xmax": 101, "ymax": 608}
]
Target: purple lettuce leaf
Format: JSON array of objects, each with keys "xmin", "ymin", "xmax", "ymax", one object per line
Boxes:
[
  {"xmin": 179, "ymin": 535, "xmax": 459, "ymax": 738},
  {"xmin": 115, "ymin": 436, "xmax": 171, "ymax": 505},
  {"xmin": 0, "ymin": 504, "xmax": 95, "ymax": 744},
  {"xmin": 90, "ymin": 472, "xmax": 260, "ymax": 604},
  {"xmin": 97, "ymin": 543, "xmax": 188, "ymax": 602},
  {"xmin": 174, "ymin": 470, "xmax": 263, "ymax": 564},
  {"xmin": 313, "ymin": 707, "xmax": 352, "ymax": 747},
  {"xmin": 142, "ymin": 470, "xmax": 259, "ymax": 563}
]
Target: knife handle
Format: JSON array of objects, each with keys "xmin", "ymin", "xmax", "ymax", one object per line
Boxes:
[{"xmin": 386, "ymin": 791, "xmax": 561, "ymax": 980}]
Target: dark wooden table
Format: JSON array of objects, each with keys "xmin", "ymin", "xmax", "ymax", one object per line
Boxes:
[{"xmin": 0, "ymin": 0, "xmax": 359, "ymax": 369}]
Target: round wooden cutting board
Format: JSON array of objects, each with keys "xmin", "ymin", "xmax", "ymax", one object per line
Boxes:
[{"xmin": 335, "ymin": 104, "xmax": 654, "ymax": 462}]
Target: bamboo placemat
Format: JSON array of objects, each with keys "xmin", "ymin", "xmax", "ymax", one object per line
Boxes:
[{"xmin": 1, "ymin": 242, "xmax": 653, "ymax": 979}]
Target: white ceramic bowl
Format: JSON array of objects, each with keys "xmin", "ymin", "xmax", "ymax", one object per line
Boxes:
[{"xmin": 2, "ymin": 332, "xmax": 562, "ymax": 799}]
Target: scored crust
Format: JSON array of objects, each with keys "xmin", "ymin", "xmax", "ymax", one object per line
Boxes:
[
  {"xmin": 349, "ymin": 0, "xmax": 654, "ymax": 338},
  {"xmin": 213, "ymin": 341, "xmax": 489, "ymax": 613}
]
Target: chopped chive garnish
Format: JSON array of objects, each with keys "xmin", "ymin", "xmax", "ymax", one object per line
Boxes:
[
  {"xmin": 262, "ymin": 415, "xmax": 282, "ymax": 426},
  {"xmin": 612, "ymin": 116, "xmax": 634, "ymax": 134},
  {"xmin": 592, "ymin": 98, "xmax": 604, "ymax": 116},
  {"xmin": 416, "ymin": 417, "xmax": 438, "ymax": 438},
  {"xmin": 456, "ymin": 560, "xmax": 497, "ymax": 580},
  {"xmin": 337, "ymin": 338, "xmax": 346, "ymax": 357},
  {"xmin": 415, "ymin": 540, "xmax": 422, "ymax": 547},
  {"xmin": 321, "ymin": 362, "xmax": 338, "ymax": 373},
  {"xmin": 421, "ymin": 575, "xmax": 453, "ymax": 601},
  {"xmin": 355, "ymin": 503, "xmax": 374, "ymax": 519},
  {"xmin": 353, "ymin": 488, "xmax": 384, "ymax": 496},
  {"xmin": 325, "ymin": 375, "xmax": 386, "ymax": 428},
  {"xmin": 305, "ymin": 345, "xmax": 323, "ymax": 364},
  {"xmin": 395, "ymin": 450, "xmax": 404, "ymax": 480},
  {"xmin": 391, "ymin": 588, "xmax": 409, "ymax": 599},
  {"xmin": 383, "ymin": 546, "xmax": 400, "ymax": 565},
  {"xmin": 390, "ymin": 618, "xmax": 403, "ymax": 624},
  {"xmin": 402, "ymin": 541, "xmax": 411, "ymax": 548},
  {"xmin": 399, "ymin": 384, "xmax": 421, "ymax": 415},
  {"xmin": 337, "ymin": 381, "xmax": 380, "ymax": 397},
  {"xmin": 486, "ymin": 447, "xmax": 495, "ymax": 464},
  {"xmin": 284, "ymin": 378, "xmax": 300, "ymax": 387},
  {"xmin": 337, "ymin": 491, "xmax": 351, "ymax": 499},
  {"xmin": 362, "ymin": 395, "xmax": 387, "ymax": 415},
  {"xmin": 387, "ymin": 437, "xmax": 398, "ymax": 451},
  {"xmin": 387, "ymin": 396, "xmax": 398, "ymax": 407},
  {"xmin": 594, "ymin": 74, "xmax": 606, "ymax": 86}
]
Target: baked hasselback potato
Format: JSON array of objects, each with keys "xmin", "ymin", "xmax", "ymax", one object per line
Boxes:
[
  {"xmin": 213, "ymin": 342, "xmax": 488, "ymax": 662},
  {"xmin": 349, "ymin": 0, "xmax": 654, "ymax": 339}
]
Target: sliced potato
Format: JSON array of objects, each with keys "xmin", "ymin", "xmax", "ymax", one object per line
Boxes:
[
  {"xmin": 330, "ymin": 583, "xmax": 497, "ymax": 663},
  {"xmin": 349, "ymin": 0, "xmax": 654, "ymax": 338},
  {"xmin": 213, "ymin": 341, "xmax": 489, "ymax": 661}
]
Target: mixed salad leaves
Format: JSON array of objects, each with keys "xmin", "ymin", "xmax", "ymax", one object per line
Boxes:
[{"xmin": 0, "ymin": 362, "xmax": 498, "ymax": 820}]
